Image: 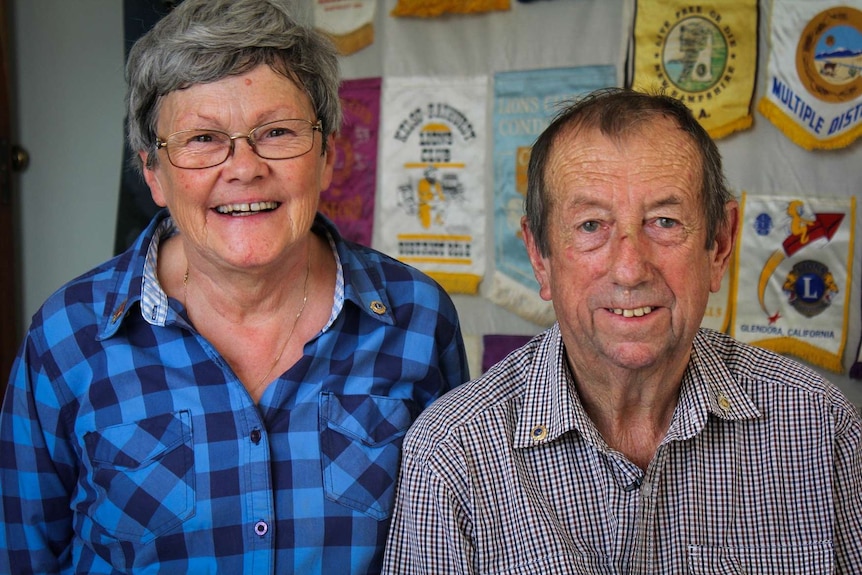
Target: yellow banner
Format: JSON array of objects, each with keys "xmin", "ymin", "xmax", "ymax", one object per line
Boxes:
[
  {"xmin": 758, "ymin": 1, "xmax": 862, "ymax": 150},
  {"xmin": 630, "ymin": 1, "xmax": 759, "ymax": 139}
]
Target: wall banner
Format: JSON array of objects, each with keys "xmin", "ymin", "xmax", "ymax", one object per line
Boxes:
[
  {"xmin": 630, "ymin": 0, "xmax": 759, "ymax": 139},
  {"xmin": 490, "ymin": 65, "xmax": 616, "ymax": 326},
  {"xmin": 758, "ymin": 1, "xmax": 862, "ymax": 150},
  {"xmin": 853, "ymin": 288, "xmax": 862, "ymax": 379},
  {"xmin": 319, "ymin": 77, "xmax": 381, "ymax": 247},
  {"xmin": 314, "ymin": 0, "xmax": 376, "ymax": 55},
  {"xmin": 731, "ymin": 192, "xmax": 856, "ymax": 373},
  {"xmin": 375, "ymin": 76, "xmax": 487, "ymax": 294}
]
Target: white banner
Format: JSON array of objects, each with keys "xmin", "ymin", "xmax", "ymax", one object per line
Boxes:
[
  {"xmin": 375, "ymin": 76, "xmax": 487, "ymax": 294},
  {"xmin": 757, "ymin": 1, "xmax": 862, "ymax": 150},
  {"xmin": 731, "ymin": 192, "xmax": 856, "ymax": 373}
]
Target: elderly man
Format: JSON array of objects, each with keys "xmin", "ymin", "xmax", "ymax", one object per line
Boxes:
[{"xmin": 382, "ymin": 88, "xmax": 862, "ymax": 574}]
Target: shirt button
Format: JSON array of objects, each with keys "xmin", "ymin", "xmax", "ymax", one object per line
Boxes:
[
  {"xmin": 530, "ymin": 424, "xmax": 548, "ymax": 441},
  {"xmin": 641, "ymin": 481, "xmax": 653, "ymax": 497},
  {"xmin": 250, "ymin": 429, "xmax": 262, "ymax": 444},
  {"xmin": 254, "ymin": 520, "xmax": 268, "ymax": 537}
]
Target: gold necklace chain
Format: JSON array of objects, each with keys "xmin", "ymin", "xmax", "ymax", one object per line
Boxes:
[{"xmin": 182, "ymin": 253, "xmax": 312, "ymax": 392}]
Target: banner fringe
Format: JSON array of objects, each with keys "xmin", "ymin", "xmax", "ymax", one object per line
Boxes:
[
  {"xmin": 488, "ymin": 271, "xmax": 556, "ymax": 327},
  {"xmin": 754, "ymin": 336, "xmax": 844, "ymax": 374},
  {"xmin": 391, "ymin": 0, "xmax": 510, "ymax": 17},
  {"xmin": 427, "ymin": 272, "xmax": 482, "ymax": 295},
  {"xmin": 758, "ymin": 98, "xmax": 862, "ymax": 151},
  {"xmin": 709, "ymin": 115, "xmax": 754, "ymax": 141}
]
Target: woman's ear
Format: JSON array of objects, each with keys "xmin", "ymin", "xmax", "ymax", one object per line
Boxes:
[
  {"xmin": 319, "ymin": 133, "xmax": 336, "ymax": 191},
  {"xmin": 140, "ymin": 151, "xmax": 168, "ymax": 208}
]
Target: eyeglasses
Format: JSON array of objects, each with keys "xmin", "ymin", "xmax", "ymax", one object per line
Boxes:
[{"xmin": 156, "ymin": 119, "xmax": 322, "ymax": 169}]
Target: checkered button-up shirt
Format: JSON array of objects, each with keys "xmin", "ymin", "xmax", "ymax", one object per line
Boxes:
[
  {"xmin": 383, "ymin": 325, "xmax": 862, "ymax": 574},
  {"xmin": 0, "ymin": 210, "xmax": 469, "ymax": 574}
]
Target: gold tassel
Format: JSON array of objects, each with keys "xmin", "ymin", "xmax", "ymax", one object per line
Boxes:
[{"xmin": 391, "ymin": 0, "xmax": 510, "ymax": 18}]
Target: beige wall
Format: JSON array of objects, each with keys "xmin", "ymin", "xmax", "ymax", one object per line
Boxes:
[{"xmin": 11, "ymin": 0, "xmax": 862, "ymax": 404}]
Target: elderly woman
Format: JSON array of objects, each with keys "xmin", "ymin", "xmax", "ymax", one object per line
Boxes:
[{"xmin": 0, "ymin": 1, "xmax": 469, "ymax": 573}]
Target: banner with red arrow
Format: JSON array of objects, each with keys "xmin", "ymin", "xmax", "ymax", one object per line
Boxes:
[{"xmin": 731, "ymin": 192, "xmax": 856, "ymax": 373}]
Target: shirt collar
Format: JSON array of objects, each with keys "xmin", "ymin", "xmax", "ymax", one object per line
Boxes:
[
  {"xmin": 652, "ymin": 330, "xmax": 762, "ymax": 446},
  {"xmin": 514, "ymin": 324, "xmax": 584, "ymax": 449},
  {"xmin": 97, "ymin": 209, "xmax": 170, "ymax": 340},
  {"xmin": 318, "ymin": 213, "xmax": 396, "ymax": 327},
  {"xmin": 513, "ymin": 326, "xmax": 762, "ymax": 450}
]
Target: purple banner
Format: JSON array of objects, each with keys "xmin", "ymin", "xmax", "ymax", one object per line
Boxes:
[
  {"xmin": 482, "ymin": 334, "xmax": 533, "ymax": 374},
  {"xmin": 319, "ymin": 77, "xmax": 381, "ymax": 246}
]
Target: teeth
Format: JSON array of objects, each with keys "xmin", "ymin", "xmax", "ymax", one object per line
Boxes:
[
  {"xmin": 612, "ymin": 306, "xmax": 653, "ymax": 317},
  {"xmin": 216, "ymin": 201, "xmax": 279, "ymax": 215}
]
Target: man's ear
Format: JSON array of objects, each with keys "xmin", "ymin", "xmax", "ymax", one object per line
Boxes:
[
  {"xmin": 521, "ymin": 216, "xmax": 553, "ymax": 302},
  {"xmin": 710, "ymin": 199, "xmax": 739, "ymax": 293},
  {"xmin": 140, "ymin": 151, "xmax": 167, "ymax": 208}
]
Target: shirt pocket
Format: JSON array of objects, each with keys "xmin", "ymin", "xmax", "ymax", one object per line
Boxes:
[
  {"xmin": 492, "ymin": 554, "xmax": 615, "ymax": 575},
  {"xmin": 83, "ymin": 410, "xmax": 195, "ymax": 542},
  {"xmin": 319, "ymin": 392, "xmax": 415, "ymax": 520},
  {"xmin": 688, "ymin": 542, "xmax": 834, "ymax": 574}
]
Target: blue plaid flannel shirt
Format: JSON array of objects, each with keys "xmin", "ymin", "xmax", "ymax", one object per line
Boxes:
[{"xmin": 0, "ymin": 209, "xmax": 470, "ymax": 574}]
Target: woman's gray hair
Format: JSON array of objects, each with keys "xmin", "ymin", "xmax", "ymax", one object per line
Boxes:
[
  {"xmin": 126, "ymin": 0, "xmax": 342, "ymax": 172},
  {"xmin": 524, "ymin": 87, "xmax": 733, "ymax": 256}
]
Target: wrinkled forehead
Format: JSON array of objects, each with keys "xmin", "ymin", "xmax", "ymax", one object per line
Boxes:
[{"xmin": 545, "ymin": 118, "xmax": 703, "ymax": 200}]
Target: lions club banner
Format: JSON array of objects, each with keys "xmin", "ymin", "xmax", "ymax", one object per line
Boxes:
[
  {"xmin": 630, "ymin": 0, "xmax": 759, "ymax": 139},
  {"xmin": 490, "ymin": 65, "xmax": 616, "ymax": 326},
  {"xmin": 758, "ymin": 1, "xmax": 862, "ymax": 150},
  {"xmin": 319, "ymin": 77, "xmax": 381, "ymax": 247},
  {"xmin": 375, "ymin": 76, "xmax": 487, "ymax": 294},
  {"xmin": 731, "ymin": 193, "xmax": 856, "ymax": 373}
]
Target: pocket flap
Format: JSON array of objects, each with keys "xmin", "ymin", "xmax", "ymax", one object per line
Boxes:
[
  {"xmin": 84, "ymin": 411, "xmax": 191, "ymax": 469},
  {"xmin": 320, "ymin": 392, "xmax": 413, "ymax": 447}
]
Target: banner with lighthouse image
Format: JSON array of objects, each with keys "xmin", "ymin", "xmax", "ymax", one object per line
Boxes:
[
  {"xmin": 375, "ymin": 76, "xmax": 487, "ymax": 294},
  {"xmin": 731, "ymin": 192, "xmax": 856, "ymax": 373},
  {"xmin": 629, "ymin": 0, "xmax": 759, "ymax": 140}
]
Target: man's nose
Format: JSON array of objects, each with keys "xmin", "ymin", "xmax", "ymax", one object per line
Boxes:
[{"xmin": 608, "ymin": 226, "xmax": 652, "ymax": 286}]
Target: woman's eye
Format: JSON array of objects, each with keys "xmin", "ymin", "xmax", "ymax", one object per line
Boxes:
[
  {"xmin": 189, "ymin": 133, "xmax": 215, "ymax": 144},
  {"xmin": 580, "ymin": 221, "xmax": 601, "ymax": 233},
  {"xmin": 656, "ymin": 217, "xmax": 678, "ymax": 228}
]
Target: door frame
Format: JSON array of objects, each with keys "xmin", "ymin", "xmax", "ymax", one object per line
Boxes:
[{"xmin": 1, "ymin": 0, "xmax": 22, "ymax": 396}]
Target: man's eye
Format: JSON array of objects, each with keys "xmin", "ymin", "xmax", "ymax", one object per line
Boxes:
[
  {"xmin": 657, "ymin": 217, "xmax": 678, "ymax": 228},
  {"xmin": 581, "ymin": 221, "xmax": 601, "ymax": 233}
]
